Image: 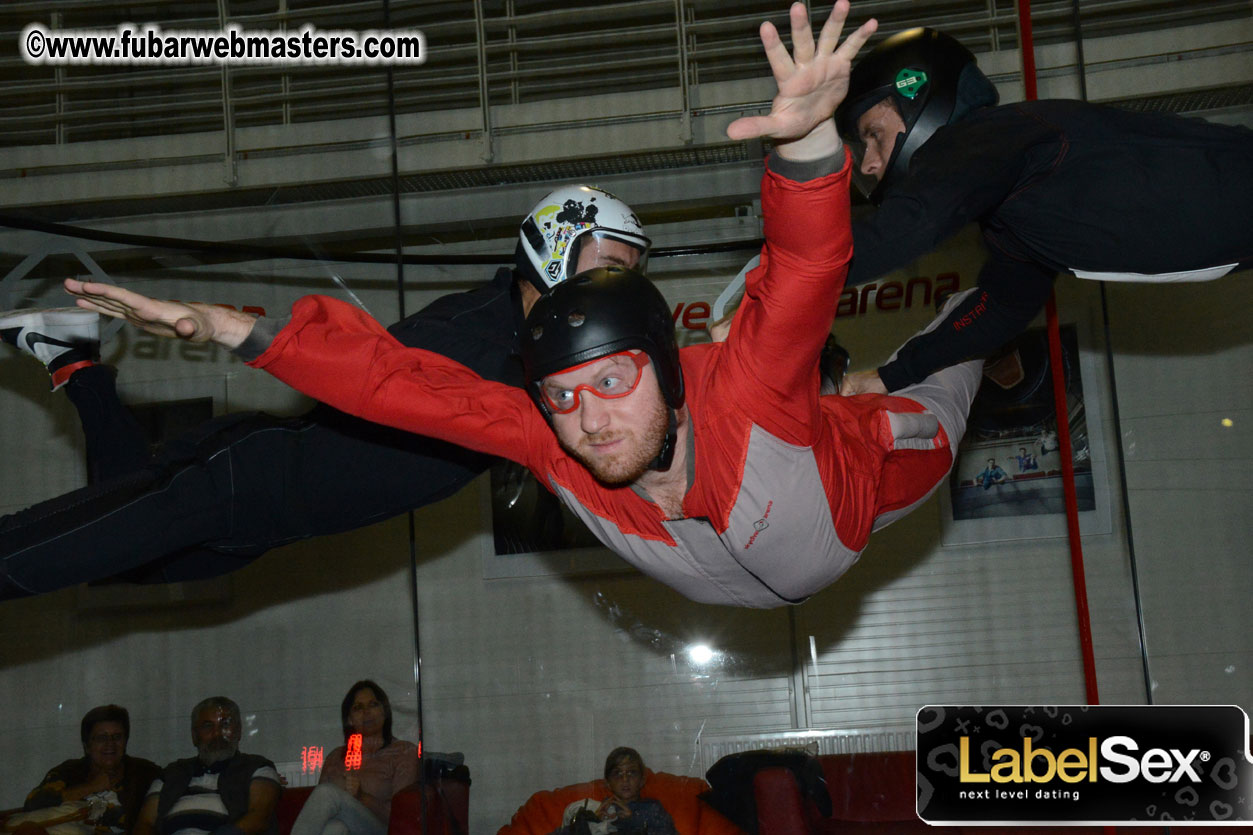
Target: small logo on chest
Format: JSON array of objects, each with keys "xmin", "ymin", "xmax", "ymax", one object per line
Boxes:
[{"xmin": 743, "ymin": 500, "xmax": 773, "ymax": 549}]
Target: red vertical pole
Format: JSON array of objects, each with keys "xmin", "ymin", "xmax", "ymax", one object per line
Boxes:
[
  {"xmin": 1017, "ymin": 1, "xmax": 1039, "ymax": 101},
  {"xmin": 1017, "ymin": 0, "xmax": 1102, "ymax": 707},
  {"xmin": 1044, "ymin": 299, "xmax": 1102, "ymax": 706}
]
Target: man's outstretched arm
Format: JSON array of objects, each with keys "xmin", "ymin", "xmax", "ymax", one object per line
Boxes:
[
  {"xmin": 717, "ymin": 1, "xmax": 876, "ymax": 440},
  {"xmin": 65, "ymin": 279, "xmax": 547, "ymax": 468},
  {"xmin": 840, "ymin": 254, "xmax": 1057, "ymax": 394}
]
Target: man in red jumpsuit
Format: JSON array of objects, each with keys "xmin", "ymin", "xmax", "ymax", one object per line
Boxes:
[{"xmin": 67, "ymin": 1, "xmax": 983, "ymax": 608}]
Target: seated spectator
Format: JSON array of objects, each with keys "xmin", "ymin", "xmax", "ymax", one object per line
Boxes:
[
  {"xmin": 291, "ymin": 681, "xmax": 417, "ymax": 835},
  {"xmin": 19, "ymin": 705, "xmax": 161, "ymax": 835},
  {"xmin": 1015, "ymin": 446, "xmax": 1038, "ymax": 473},
  {"xmin": 553, "ymin": 748, "xmax": 677, "ymax": 835},
  {"xmin": 132, "ymin": 696, "xmax": 280, "ymax": 835},
  {"xmin": 976, "ymin": 458, "xmax": 1008, "ymax": 490}
]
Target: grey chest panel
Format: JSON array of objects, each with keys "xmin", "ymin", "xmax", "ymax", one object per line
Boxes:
[{"xmin": 551, "ymin": 424, "xmax": 862, "ymax": 608}]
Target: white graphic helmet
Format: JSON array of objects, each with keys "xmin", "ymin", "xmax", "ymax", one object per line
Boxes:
[{"xmin": 516, "ymin": 185, "xmax": 650, "ymax": 293}]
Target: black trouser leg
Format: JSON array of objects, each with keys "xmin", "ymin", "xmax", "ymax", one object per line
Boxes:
[
  {"xmin": 1, "ymin": 406, "xmax": 493, "ymax": 598},
  {"xmin": 61, "ymin": 364, "xmax": 151, "ymax": 483}
]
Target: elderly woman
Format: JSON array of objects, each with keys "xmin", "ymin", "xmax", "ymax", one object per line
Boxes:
[
  {"xmin": 22, "ymin": 705, "xmax": 161, "ymax": 834},
  {"xmin": 291, "ymin": 681, "xmax": 418, "ymax": 835}
]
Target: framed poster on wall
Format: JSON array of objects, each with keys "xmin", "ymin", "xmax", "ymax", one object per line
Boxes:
[{"xmin": 938, "ymin": 322, "xmax": 1112, "ymax": 546}]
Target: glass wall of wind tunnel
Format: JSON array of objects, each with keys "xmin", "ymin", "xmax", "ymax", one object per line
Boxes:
[
  {"xmin": 0, "ymin": 0, "xmax": 432, "ymax": 804},
  {"xmin": 404, "ymin": 12, "xmax": 1251, "ymax": 835},
  {"xmin": 406, "ymin": 220, "xmax": 1158, "ymax": 831},
  {"xmin": 1, "ymin": 0, "xmax": 1250, "ymax": 833},
  {"xmin": 402, "ymin": 193, "xmax": 1252, "ymax": 833},
  {"xmin": 1089, "ymin": 95, "xmax": 1253, "ymax": 715}
]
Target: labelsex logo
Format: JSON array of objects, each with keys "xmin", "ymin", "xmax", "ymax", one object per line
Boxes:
[{"xmin": 961, "ymin": 735, "xmax": 1208, "ymax": 785}]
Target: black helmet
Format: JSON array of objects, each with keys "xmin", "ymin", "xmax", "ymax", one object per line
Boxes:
[
  {"xmin": 520, "ymin": 266, "xmax": 684, "ymax": 416},
  {"xmin": 836, "ymin": 27, "xmax": 998, "ymax": 203}
]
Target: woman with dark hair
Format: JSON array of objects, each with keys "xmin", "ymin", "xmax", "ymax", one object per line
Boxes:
[
  {"xmin": 290, "ymin": 681, "xmax": 418, "ymax": 835},
  {"xmin": 21, "ymin": 704, "xmax": 161, "ymax": 834}
]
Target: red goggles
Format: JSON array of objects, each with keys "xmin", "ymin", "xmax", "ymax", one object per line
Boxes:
[{"xmin": 538, "ymin": 351, "xmax": 651, "ymax": 415}]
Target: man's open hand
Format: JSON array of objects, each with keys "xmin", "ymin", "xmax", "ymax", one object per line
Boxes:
[
  {"xmin": 726, "ymin": 0, "xmax": 876, "ymax": 160},
  {"xmin": 65, "ymin": 278, "xmax": 256, "ymax": 349}
]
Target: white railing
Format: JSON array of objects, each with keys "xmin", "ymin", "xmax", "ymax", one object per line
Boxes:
[
  {"xmin": 697, "ymin": 726, "xmax": 915, "ymax": 774},
  {"xmin": 1, "ymin": 0, "xmax": 1248, "ymax": 150}
]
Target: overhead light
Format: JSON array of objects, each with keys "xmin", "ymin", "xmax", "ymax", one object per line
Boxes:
[{"xmin": 686, "ymin": 643, "xmax": 715, "ymax": 665}]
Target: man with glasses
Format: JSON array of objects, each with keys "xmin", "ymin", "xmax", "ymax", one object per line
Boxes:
[{"xmin": 64, "ymin": 2, "xmax": 983, "ymax": 608}]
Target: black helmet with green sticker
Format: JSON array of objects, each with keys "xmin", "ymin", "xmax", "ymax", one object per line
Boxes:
[
  {"xmin": 836, "ymin": 27, "xmax": 998, "ymax": 204},
  {"xmin": 521, "ymin": 266, "xmax": 683, "ymax": 471}
]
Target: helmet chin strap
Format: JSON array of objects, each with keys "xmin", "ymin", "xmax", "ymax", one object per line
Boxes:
[{"xmin": 648, "ymin": 408, "xmax": 678, "ymax": 472}]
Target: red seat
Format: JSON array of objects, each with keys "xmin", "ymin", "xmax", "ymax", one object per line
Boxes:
[
  {"xmin": 497, "ymin": 770, "xmax": 741, "ymax": 835},
  {"xmin": 276, "ymin": 786, "xmax": 314, "ymax": 835}
]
